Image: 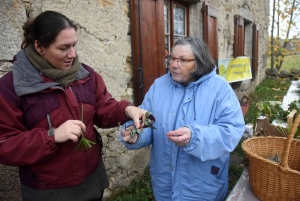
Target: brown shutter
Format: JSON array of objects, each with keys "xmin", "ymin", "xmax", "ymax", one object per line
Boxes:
[
  {"xmin": 202, "ymin": 1, "xmax": 218, "ymax": 67},
  {"xmin": 130, "ymin": 0, "xmax": 165, "ymax": 105},
  {"xmin": 252, "ymin": 23, "xmax": 259, "ymax": 80},
  {"xmin": 233, "ymin": 15, "xmax": 245, "ymax": 57}
]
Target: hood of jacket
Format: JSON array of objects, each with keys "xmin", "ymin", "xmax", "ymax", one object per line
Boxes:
[
  {"xmin": 167, "ymin": 68, "xmax": 217, "ymax": 121},
  {"xmin": 168, "ymin": 68, "xmax": 217, "ymax": 88},
  {"xmin": 12, "ymin": 49, "xmax": 89, "ymax": 97}
]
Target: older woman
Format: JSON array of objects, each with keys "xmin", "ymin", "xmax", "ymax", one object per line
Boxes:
[{"xmin": 121, "ymin": 36, "xmax": 245, "ymax": 201}]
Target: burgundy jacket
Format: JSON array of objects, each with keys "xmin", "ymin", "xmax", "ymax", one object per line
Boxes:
[{"xmin": 0, "ymin": 49, "xmax": 131, "ymax": 189}]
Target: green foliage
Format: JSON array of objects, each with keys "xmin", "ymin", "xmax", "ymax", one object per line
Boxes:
[
  {"xmin": 245, "ymin": 77, "xmax": 300, "ymax": 138},
  {"xmin": 255, "ymin": 101, "xmax": 290, "ymax": 122},
  {"xmin": 76, "ymin": 105, "xmax": 96, "ymax": 151},
  {"xmin": 266, "ymin": 55, "xmax": 300, "ymax": 71},
  {"xmin": 75, "ymin": 135, "xmax": 96, "ymax": 151},
  {"xmin": 268, "ymin": 0, "xmax": 300, "ymax": 71},
  {"xmin": 130, "ymin": 111, "xmax": 156, "ymax": 138},
  {"xmin": 106, "ymin": 167, "xmax": 154, "ymax": 201},
  {"xmin": 228, "ymin": 164, "xmax": 244, "ymax": 194},
  {"xmin": 231, "ymin": 139, "xmax": 246, "ymax": 158},
  {"xmin": 244, "ymin": 78, "xmax": 291, "ymax": 124}
]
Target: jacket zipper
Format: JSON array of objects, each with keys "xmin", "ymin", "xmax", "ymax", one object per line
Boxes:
[{"xmin": 173, "ymin": 87, "xmax": 186, "ymax": 130}]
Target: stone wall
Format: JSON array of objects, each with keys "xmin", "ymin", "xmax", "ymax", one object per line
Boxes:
[
  {"xmin": 188, "ymin": 0, "xmax": 270, "ymax": 100},
  {"xmin": 0, "ymin": 0, "xmax": 270, "ymax": 200}
]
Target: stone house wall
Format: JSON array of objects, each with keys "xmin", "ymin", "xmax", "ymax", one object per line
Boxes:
[
  {"xmin": 188, "ymin": 0, "xmax": 270, "ymax": 100},
  {"xmin": 0, "ymin": 0, "xmax": 270, "ymax": 200}
]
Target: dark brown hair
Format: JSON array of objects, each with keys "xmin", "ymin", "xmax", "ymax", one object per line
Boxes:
[{"xmin": 21, "ymin": 11, "xmax": 77, "ymax": 49}]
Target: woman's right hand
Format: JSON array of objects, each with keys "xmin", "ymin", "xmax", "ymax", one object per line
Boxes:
[{"xmin": 53, "ymin": 120, "xmax": 86, "ymax": 143}]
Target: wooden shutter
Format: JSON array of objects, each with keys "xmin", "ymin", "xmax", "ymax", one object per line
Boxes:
[
  {"xmin": 252, "ymin": 23, "xmax": 259, "ymax": 80},
  {"xmin": 130, "ymin": 0, "xmax": 165, "ymax": 106},
  {"xmin": 202, "ymin": 1, "xmax": 218, "ymax": 67},
  {"xmin": 233, "ymin": 15, "xmax": 245, "ymax": 57}
]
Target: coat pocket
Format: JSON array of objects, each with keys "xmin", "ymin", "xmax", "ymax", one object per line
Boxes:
[{"xmin": 203, "ymin": 173, "xmax": 227, "ymax": 201}]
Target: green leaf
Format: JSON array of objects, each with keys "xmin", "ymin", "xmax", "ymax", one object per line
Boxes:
[{"xmin": 75, "ymin": 135, "xmax": 96, "ymax": 151}]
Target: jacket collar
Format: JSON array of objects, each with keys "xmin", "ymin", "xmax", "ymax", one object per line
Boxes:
[
  {"xmin": 168, "ymin": 68, "xmax": 217, "ymax": 121},
  {"xmin": 12, "ymin": 49, "xmax": 89, "ymax": 97},
  {"xmin": 168, "ymin": 67, "xmax": 217, "ymax": 88}
]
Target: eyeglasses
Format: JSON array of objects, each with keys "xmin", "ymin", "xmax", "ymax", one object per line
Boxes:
[{"xmin": 167, "ymin": 55, "xmax": 195, "ymax": 66}]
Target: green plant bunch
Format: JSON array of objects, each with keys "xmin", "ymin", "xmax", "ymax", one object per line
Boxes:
[
  {"xmin": 106, "ymin": 167, "xmax": 154, "ymax": 201},
  {"xmin": 75, "ymin": 133, "xmax": 96, "ymax": 151},
  {"xmin": 130, "ymin": 111, "xmax": 156, "ymax": 138},
  {"xmin": 76, "ymin": 105, "xmax": 96, "ymax": 151}
]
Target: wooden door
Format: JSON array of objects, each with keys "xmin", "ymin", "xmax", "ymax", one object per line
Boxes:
[
  {"xmin": 130, "ymin": 0, "xmax": 165, "ymax": 106},
  {"xmin": 202, "ymin": 1, "xmax": 218, "ymax": 68}
]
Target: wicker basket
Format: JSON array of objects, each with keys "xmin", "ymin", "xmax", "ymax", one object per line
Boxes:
[{"xmin": 242, "ymin": 113, "xmax": 300, "ymax": 201}]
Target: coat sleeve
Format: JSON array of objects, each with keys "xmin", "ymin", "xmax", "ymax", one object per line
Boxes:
[
  {"xmin": 0, "ymin": 92, "xmax": 57, "ymax": 166},
  {"xmin": 92, "ymin": 71, "xmax": 131, "ymax": 128},
  {"xmin": 120, "ymin": 83, "xmax": 155, "ymax": 149},
  {"xmin": 183, "ymin": 84, "xmax": 245, "ymax": 161}
]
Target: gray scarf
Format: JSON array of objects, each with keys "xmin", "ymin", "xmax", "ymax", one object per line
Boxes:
[{"xmin": 25, "ymin": 44, "xmax": 79, "ymax": 86}]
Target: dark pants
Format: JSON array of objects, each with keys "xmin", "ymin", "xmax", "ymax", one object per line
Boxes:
[{"xmin": 90, "ymin": 190, "xmax": 104, "ymax": 201}]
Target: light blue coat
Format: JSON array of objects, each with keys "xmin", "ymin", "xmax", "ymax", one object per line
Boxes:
[{"xmin": 121, "ymin": 70, "xmax": 245, "ymax": 201}]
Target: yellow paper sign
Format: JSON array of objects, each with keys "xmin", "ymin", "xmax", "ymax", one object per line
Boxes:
[{"xmin": 218, "ymin": 57, "xmax": 252, "ymax": 83}]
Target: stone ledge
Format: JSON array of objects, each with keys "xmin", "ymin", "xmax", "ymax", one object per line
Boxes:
[{"xmin": 225, "ymin": 167, "xmax": 260, "ymax": 201}]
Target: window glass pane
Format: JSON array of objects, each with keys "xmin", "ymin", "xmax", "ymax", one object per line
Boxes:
[
  {"xmin": 164, "ymin": 1, "xmax": 170, "ymax": 50},
  {"xmin": 165, "ymin": 36, "xmax": 169, "ymax": 51},
  {"xmin": 164, "ymin": 2, "xmax": 169, "ymax": 33},
  {"xmin": 173, "ymin": 5, "xmax": 185, "ymax": 36}
]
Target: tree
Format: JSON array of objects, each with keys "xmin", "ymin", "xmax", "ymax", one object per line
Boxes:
[{"xmin": 268, "ymin": 0, "xmax": 300, "ymax": 71}]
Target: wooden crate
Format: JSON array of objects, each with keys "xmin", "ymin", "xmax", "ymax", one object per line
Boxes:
[{"xmin": 255, "ymin": 109, "xmax": 297, "ymax": 137}]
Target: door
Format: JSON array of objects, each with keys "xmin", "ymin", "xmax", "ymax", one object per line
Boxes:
[{"xmin": 130, "ymin": 0, "xmax": 165, "ymax": 106}]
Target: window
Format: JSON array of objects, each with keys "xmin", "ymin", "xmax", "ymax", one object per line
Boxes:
[
  {"xmin": 234, "ymin": 15, "xmax": 245, "ymax": 58},
  {"xmin": 164, "ymin": 1, "xmax": 189, "ymax": 52},
  {"xmin": 234, "ymin": 15, "xmax": 259, "ymax": 80}
]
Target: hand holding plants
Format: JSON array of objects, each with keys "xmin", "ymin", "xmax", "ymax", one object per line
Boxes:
[
  {"xmin": 53, "ymin": 120, "xmax": 86, "ymax": 143},
  {"xmin": 121, "ymin": 111, "xmax": 156, "ymax": 144},
  {"xmin": 125, "ymin": 106, "xmax": 148, "ymax": 128}
]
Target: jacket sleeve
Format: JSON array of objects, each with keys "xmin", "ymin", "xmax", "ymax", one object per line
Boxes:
[
  {"xmin": 0, "ymin": 94, "xmax": 58, "ymax": 166},
  {"xmin": 183, "ymin": 84, "xmax": 245, "ymax": 161},
  {"xmin": 120, "ymin": 83, "xmax": 155, "ymax": 149},
  {"xmin": 92, "ymin": 71, "xmax": 131, "ymax": 128}
]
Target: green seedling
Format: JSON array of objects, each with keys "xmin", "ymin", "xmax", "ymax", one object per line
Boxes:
[
  {"xmin": 129, "ymin": 111, "xmax": 156, "ymax": 138},
  {"xmin": 76, "ymin": 105, "xmax": 96, "ymax": 151}
]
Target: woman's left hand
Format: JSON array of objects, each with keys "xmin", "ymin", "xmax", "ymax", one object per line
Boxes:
[
  {"xmin": 167, "ymin": 127, "xmax": 192, "ymax": 146},
  {"xmin": 121, "ymin": 125, "xmax": 140, "ymax": 144},
  {"xmin": 125, "ymin": 106, "xmax": 147, "ymax": 129}
]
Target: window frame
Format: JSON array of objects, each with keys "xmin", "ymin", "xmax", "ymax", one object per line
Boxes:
[{"xmin": 164, "ymin": 0, "xmax": 190, "ymax": 53}]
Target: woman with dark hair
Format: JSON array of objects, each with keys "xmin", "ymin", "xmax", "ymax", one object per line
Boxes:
[
  {"xmin": 121, "ymin": 36, "xmax": 245, "ymax": 201},
  {"xmin": 0, "ymin": 11, "xmax": 146, "ymax": 201}
]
